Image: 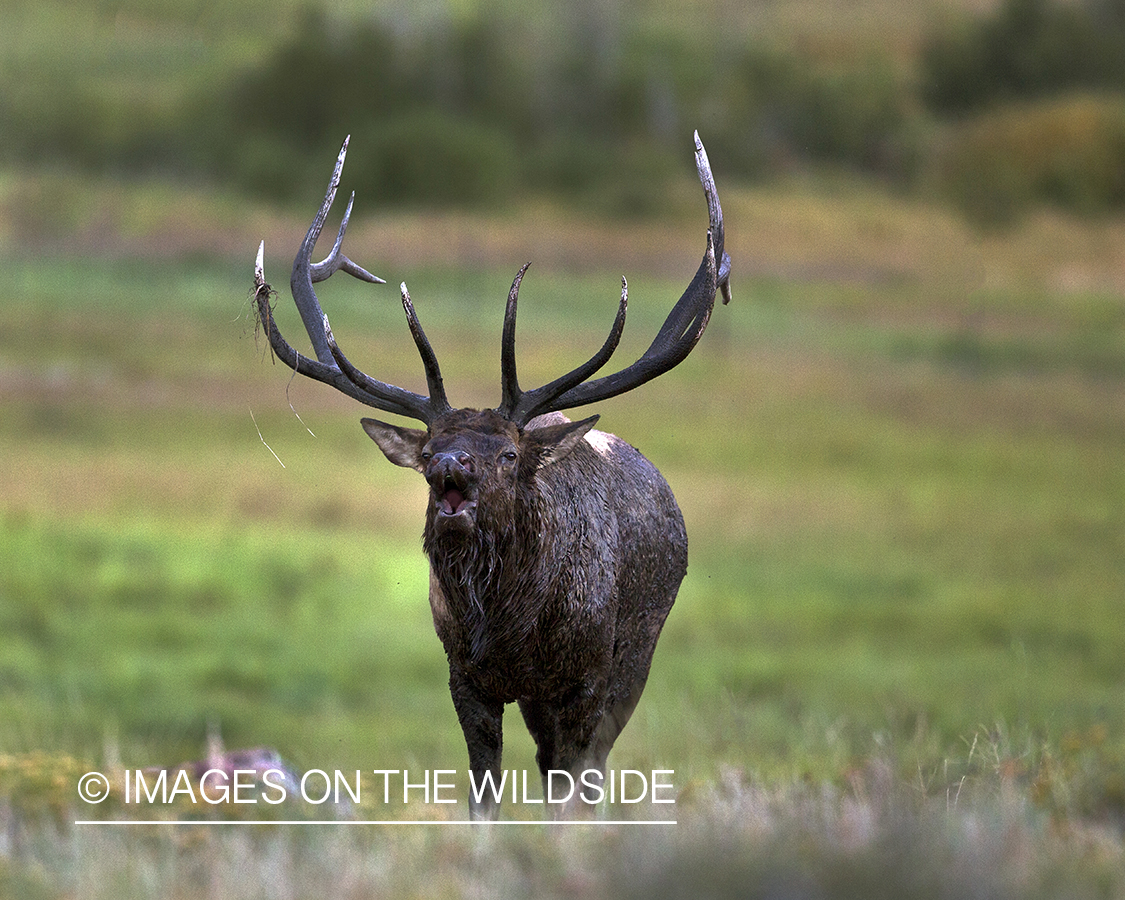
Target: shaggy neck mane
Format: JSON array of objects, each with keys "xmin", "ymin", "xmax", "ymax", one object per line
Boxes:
[{"xmin": 423, "ymin": 487, "xmax": 544, "ymax": 664}]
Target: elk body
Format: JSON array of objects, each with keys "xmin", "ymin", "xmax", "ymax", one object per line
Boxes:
[{"xmin": 253, "ymin": 134, "xmax": 731, "ymax": 818}]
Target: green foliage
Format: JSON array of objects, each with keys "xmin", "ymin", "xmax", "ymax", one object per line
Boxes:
[
  {"xmin": 1033, "ymin": 725, "xmax": 1125, "ymax": 826},
  {"xmin": 920, "ymin": 0, "xmax": 1125, "ymax": 115},
  {"xmin": 208, "ymin": 6, "xmax": 698, "ymax": 207},
  {"xmin": 349, "ymin": 113, "xmax": 519, "ymax": 206},
  {"xmin": 712, "ymin": 46, "xmax": 918, "ymax": 181},
  {"xmin": 933, "ymin": 94, "xmax": 1125, "ymax": 223},
  {"xmin": 918, "ymin": 0, "xmax": 1125, "ymax": 220},
  {"xmin": 211, "ymin": 13, "xmax": 921, "ymax": 201},
  {"xmin": 16, "ymin": 0, "xmax": 1125, "ymax": 220},
  {"xmin": 0, "ymin": 1, "xmax": 927, "ymax": 210}
]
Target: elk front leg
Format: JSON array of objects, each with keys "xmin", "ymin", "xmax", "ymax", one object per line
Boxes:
[
  {"xmin": 518, "ymin": 688, "xmax": 605, "ymax": 818},
  {"xmin": 449, "ymin": 670, "xmax": 504, "ymax": 820}
]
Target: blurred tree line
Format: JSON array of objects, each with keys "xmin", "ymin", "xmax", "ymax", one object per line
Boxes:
[
  {"xmin": 195, "ymin": 5, "xmax": 919, "ymax": 214},
  {"xmin": 7, "ymin": 0, "xmax": 1125, "ymax": 221},
  {"xmin": 921, "ymin": 0, "xmax": 1125, "ymax": 221}
]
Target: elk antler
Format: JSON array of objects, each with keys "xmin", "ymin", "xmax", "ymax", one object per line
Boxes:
[
  {"xmin": 253, "ymin": 136, "xmax": 452, "ymax": 424},
  {"xmin": 253, "ymin": 132, "xmax": 730, "ymax": 428},
  {"xmin": 496, "ymin": 131, "xmax": 732, "ymax": 426}
]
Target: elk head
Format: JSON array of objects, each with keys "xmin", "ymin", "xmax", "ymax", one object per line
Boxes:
[
  {"xmin": 360, "ymin": 407, "xmax": 599, "ymax": 540},
  {"xmin": 251, "ymin": 132, "xmax": 732, "ymax": 502}
]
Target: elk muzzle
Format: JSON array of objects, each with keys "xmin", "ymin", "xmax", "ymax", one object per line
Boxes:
[{"xmin": 426, "ymin": 452, "xmax": 479, "ymax": 529}]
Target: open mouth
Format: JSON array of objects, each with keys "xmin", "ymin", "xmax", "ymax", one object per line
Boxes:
[{"xmin": 437, "ymin": 480, "xmax": 477, "ymax": 519}]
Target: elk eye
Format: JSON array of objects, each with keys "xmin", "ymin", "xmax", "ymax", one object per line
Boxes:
[
  {"xmin": 502, "ymin": 449, "xmax": 518, "ymax": 462},
  {"xmin": 421, "ymin": 449, "xmax": 433, "ymax": 461}
]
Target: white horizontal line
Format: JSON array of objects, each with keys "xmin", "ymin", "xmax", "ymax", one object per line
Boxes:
[{"xmin": 75, "ymin": 819, "xmax": 677, "ymax": 827}]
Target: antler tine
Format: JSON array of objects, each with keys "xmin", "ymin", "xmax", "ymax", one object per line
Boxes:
[
  {"xmin": 635, "ymin": 132, "xmax": 729, "ymax": 358},
  {"xmin": 290, "ymin": 136, "xmax": 384, "ymax": 367},
  {"xmin": 311, "ymin": 190, "xmax": 386, "ymax": 287},
  {"xmin": 499, "ymin": 266, "xmax": 629, "ymax": 424},
  {"xmin": 399, "ymin": 282, "xmax": 450, "ymax": 415},
  {"xmin": 319, "ymin": 314, "xmax": 446, "ymax": 420},
  {"xmin": 498, "ymin": 262, "xmax": 532, "ymax": 417},
  {"xmin": 253, "ymin": 136, "xmax": 450, "ymax": 425},
  {"xmin": 255, "ymin": 250, "xmax": 416, "ymax": 416},
  {"xmin": 693, "ymin": 130, "xmax": 732, "ymax": 306},
  {"xmin": 504, "ymin": 132, "xmax": 731, "ymax": 424}
]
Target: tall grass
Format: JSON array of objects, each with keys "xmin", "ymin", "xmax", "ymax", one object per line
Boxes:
[{"xmin": 4, "ymin": 740, "xmax": 1124, "ymax": 899}]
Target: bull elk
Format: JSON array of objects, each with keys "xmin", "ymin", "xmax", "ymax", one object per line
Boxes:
[{"xmin": 252, "ymin": 133, "xmax": 731, "ymax": 818}]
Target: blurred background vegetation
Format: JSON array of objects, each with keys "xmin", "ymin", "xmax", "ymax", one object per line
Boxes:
[{"xmin": 9, "ymin": 0, "xmax": 1125, "ymax": 221}]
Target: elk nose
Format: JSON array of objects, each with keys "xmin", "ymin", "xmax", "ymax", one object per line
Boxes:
[{"xmin": 426, "ymin": 451, "xmax": 474, "ymax": 488}]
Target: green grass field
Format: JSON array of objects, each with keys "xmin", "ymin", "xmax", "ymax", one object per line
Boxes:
[
  {"xmin": 1, "ymin": 162, "xmax": 1124, "ymax": 894},
  {"xmin": 1, "ymin": 2, "xmax": 1124, "ymax": 891}
]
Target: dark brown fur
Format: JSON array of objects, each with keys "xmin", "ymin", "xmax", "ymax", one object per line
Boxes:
[{"xmin": 363, "ymin": 409, "xmax": 686, "ymax": 817}]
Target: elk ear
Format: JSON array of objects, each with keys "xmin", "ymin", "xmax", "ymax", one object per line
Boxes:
[
  {"xmin": 525, "ymin": 415, "xmax": 600, "ymax": 468},
  {"xmin": 361, "ymin": 418, "xmax": 428, "ymax": 472}
]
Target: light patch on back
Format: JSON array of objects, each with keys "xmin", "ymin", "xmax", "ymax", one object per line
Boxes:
[{"xmin": 584, "ymin": 429, "xmax": 616, "ymax": 457}]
